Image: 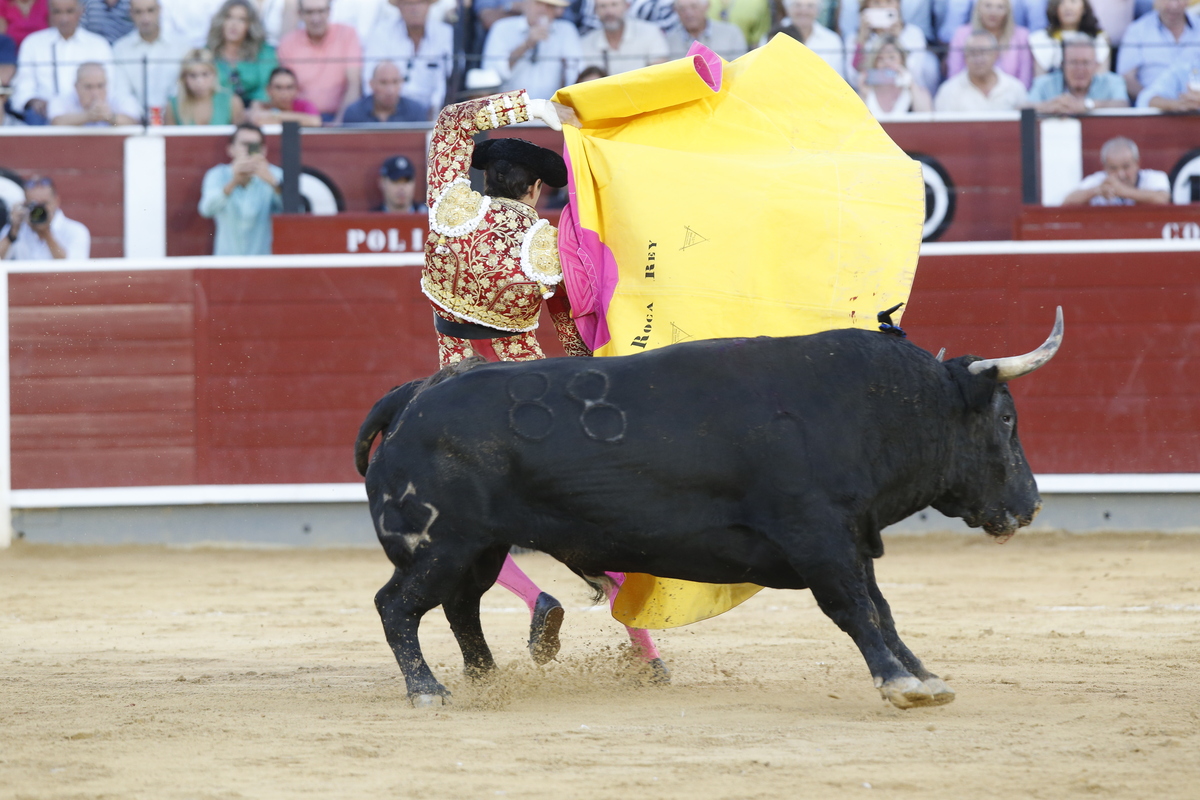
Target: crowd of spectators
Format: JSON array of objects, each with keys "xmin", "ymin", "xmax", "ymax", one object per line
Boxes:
[
  {"xmin": 0, "ymin": 0, "xmax": 1197, "ymax": 127},
  {"xmin": 1, "ymin": 0, "xmax": 1197, "ymax": 257}
]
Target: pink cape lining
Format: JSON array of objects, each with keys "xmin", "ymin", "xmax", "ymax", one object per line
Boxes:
[{"xmin": 558, "ymin": 43, "xmax": 723, "ymax": 351}]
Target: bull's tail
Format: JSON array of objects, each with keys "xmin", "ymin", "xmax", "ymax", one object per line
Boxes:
[
  {"xmin": 354, "ymin": 381, "xmax": 421, "ymax": 477},
  {"xmin": 354, "ymin": 356, "xmax": 490, "ymax": 477}
]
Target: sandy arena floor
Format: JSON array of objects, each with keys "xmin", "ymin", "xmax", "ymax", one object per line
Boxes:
[{"xmin": 1, "ymin": 532, "xmax": 1199, "ymax": 799}]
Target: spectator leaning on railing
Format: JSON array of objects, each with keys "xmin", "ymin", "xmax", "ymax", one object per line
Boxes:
[
  {"xmin": 580, "ymin": 0, "xmax": 668, "ymax": 74},
  {"xmin": 1061, "ymin": 136, "xmax": 1171, "ymax": 205},
  {"xmin": 1026, "ymin": 32, "xmax": 1127, "ymax": 109},
  {"xmin": 1, "ymin": 0, "xmax": 50, "ymax": 47},
  {"xmin": 12, "ymin": 0, "xmax": 113, "ymax": 124},
  {"xmin": 278, "ymin": 0, "xmax": 361, "ymax": 122},
  {"xmin": 247, "ymin": 65, "xmax": 323, "ymax": 125},
  {"xmin": 112, "ymin": 0, "xmax": 180, "ymax": 116},
  {"xmin": 1115, "ymin": 0, "xmax": 1200, "ymax": 99},
  {"xmin": 666, "ymin": 0, "xmax": 747, "ymax": 59},
  {"xmin": 363, "ymin": 0, "xmax": 453, "ymax": 116},
  {"xmin": 81, "ymin": 0, "xmax": 132, "ymax": 43},
  {"xmin": 768, "ymin": 0, "xmax": 847, "ymax": 80},
  {"xmin": 49, "ymin": 59, "xmax": 139, "ymax": 122},
  {"xmin": 0, "ymin": 176, "xmax": 91, "ymax": 261}
]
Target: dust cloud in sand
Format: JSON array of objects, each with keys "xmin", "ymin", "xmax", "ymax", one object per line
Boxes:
[{"xmin": 2, "ymin": 532, "xmax": 1199, "ymax": 799}]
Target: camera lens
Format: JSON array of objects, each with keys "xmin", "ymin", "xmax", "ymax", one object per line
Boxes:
[{"xmin": 28, "ymin": 203, "xmax": 48, "ymax": 225}]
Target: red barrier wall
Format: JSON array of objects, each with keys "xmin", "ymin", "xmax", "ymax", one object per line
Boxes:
[{"xmin": 9, "ymin": 248, "xmax": 1198, "ymax": 489}]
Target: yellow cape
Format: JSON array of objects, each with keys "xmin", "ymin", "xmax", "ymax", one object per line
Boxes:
[{"xmin": 554, "ymin": 36, "xmax": 924, "ymax": 629}]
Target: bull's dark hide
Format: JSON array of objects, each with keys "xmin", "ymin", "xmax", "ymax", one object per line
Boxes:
[{"xmin": 357, "ymin": 326, "xmax": 1049, "ymax": 709}]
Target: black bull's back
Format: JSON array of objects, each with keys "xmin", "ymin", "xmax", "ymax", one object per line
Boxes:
[
  {"xmin": 365, "ymin": 329, "xmax": 1037, "ymax": 588},
  {"xmin": 362, "ymin": 321, "xmax": 1057, "ymax": 708}
]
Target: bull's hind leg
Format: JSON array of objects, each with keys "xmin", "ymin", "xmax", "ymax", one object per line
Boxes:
[
  {"xmin": 800, "ymin": 549, "xmax": 937, "ymax": 710},
  {"xmin": 375, "ymin": 549, "xmax": 485, "ymax": 707},
  {"xmin": 864, "ymin": 559, "xmax": 955, "ymax": 706},
  {"xmin": 442, "ymin": 545, "xmax": 509, "ymax": 680}
]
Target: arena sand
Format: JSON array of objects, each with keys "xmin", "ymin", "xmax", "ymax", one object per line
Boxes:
[{"xmin": 1, "ymin": 532, "xmax": 1198, "ymax": 800}]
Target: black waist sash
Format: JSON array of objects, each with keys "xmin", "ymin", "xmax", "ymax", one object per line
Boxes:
[{"xmin": 433, "ymin": 311, "xmax": 522, "ymax": 340}]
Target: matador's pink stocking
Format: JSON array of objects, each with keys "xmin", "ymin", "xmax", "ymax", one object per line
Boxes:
[{"xmin": 605, "ymin": 571, "xmax": 662, "ymax": 660}]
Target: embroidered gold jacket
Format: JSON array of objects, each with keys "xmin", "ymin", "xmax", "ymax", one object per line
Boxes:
[{"xmin": 421, "ymin": 91, "xmax": 570, "ymax": 336}]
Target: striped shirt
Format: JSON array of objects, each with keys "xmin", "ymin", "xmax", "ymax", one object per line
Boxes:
[{"xmin": 82, "ymin": 0, "xmax": 134, "ymax": 44}]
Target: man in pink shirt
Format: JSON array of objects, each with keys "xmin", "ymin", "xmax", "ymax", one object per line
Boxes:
[{"xmin": 277, "ymin": 0, "xmax": 361, "ymax": 122}]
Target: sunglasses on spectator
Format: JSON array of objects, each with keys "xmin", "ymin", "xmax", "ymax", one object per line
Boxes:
[{"xmin": 24, "ymin": 177, "xmax": 53, "ymax": 190}]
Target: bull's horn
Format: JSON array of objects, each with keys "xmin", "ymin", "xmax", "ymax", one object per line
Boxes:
[
  {"xmin": 935, "ymin": 348, "xmax": 946, "ymax": 362},
  {"xmin": 968, "ymin": 306, "xmax": 1063, "ymax": 381}
]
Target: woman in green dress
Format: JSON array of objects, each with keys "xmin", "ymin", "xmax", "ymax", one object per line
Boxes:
[
  {"xmin": 165, "ymin": 49, "xmax": 247, "ymax": 126},
  {"xmin": 207, "ymin": 0, "xmax": 279, "ymax": 108}
]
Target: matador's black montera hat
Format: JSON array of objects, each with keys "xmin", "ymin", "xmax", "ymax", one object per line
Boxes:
[{"xmin": 472, "ymin": 138, "xmax": 568, "ymax": 189}]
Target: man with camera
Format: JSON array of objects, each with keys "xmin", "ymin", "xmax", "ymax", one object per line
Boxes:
[
  {"xmin": 198, "ymin": 123, "xmax": 283, "ymax": 256},
  {"xmin": 0, "ymin": 176, "xmax": 91, "ymax": 260}
]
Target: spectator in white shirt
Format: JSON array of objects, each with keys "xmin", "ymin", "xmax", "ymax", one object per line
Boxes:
[
  {"xmin": 1061, "ymin": 136, "xmax": 1171, "ymax": 205},
  {"xmin": 49, "ymin": 60, "xmax": 140, "ymax": 123},
  {"xmin": 666, "ymin": 0, "xmax": 747, "ymax": 59},
  {"xmin": 580, "ymin": 0, "xmax": 668, "ymax": 73},
  {"xmin": 0, "ymin": 176, "xmax": 91, "ymax": 261},
  {"xmin": 112, "ymin": 0, "xmax": 181, "ymax": 115},
  {"xmin": 483, "ymin": 0, "xmax": 582, "ymax": 99},
  {"xmin": 331, "ymin": 0, "xmax": 387, "ymax": 43},
  {"xmin": 934, "ymin": 30, "xmax": 1029, "ymax": 110},
  {"xmin": 11, "ymin": 0, "xmax": 115, "ymax": 124},
  {"xmin": 363, "ymin": 0, "xmax": 454, "ymax": 114}
]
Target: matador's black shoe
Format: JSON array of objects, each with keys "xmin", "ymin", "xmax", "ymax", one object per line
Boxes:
[{"xmin": 528, "ymin": 592, "xmax": 564, "ymax": 665}]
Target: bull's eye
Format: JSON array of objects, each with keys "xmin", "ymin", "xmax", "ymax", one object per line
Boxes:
[{"xmin": 1001, "ymin": 415, "xmax": 1013, "ymax": 424}]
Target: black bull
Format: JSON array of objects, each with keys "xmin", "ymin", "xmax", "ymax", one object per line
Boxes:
[{"xmin": 356, "ymin": 309, "xmax": 1063, "ymax": 709}]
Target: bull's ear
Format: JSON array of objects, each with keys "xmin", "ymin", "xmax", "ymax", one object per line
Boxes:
[{"xmin": 947, "ymin": 357, "xmax": 997, "ymax": 411}]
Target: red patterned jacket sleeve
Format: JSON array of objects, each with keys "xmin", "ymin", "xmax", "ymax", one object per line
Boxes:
[
  {"xmin": 426, "ymin": 90, "xmax": 533, "ymax": 207},
  {"xmin": 545, "ymin": 292, "xmax": 592, "ymax": 357}
]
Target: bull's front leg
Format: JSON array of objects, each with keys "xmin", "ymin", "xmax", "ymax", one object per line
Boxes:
[
  {"xmin": 802, "ymin": 555, "xmax": 937, "ymax": 709},
  {"xmin": 864, "ymin": 559, "xmax": 955, "ymax": 706}
]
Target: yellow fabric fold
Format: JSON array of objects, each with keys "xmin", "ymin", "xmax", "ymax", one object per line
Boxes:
[{"xmin": 556, "ymin": 35, "xmax": 925, "ymax": 629}]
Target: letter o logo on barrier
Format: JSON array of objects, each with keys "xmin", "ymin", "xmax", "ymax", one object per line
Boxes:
[
  {"xmin": 909, "ymin": 153, "xmax": 956, "ymax": 242},
  {"xmin": 1168, "ymin": 148, "xmax": 1200, "ymax": 205},
  {"xmin": 297, "ymin": 166, "xmax": 345, "ymax": 215}
]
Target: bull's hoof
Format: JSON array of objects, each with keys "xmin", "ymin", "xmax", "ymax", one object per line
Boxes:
[
  {"xmin": 878, "ymin": 676, "xmax": 937, "ymax": 709},
  {"xmin": 646, "ymin": 658, "xmax": 671, "ymax": 685},
  {"xmin": 409, "ymin": 692, "xmax": 449, "ymax": 709},
  {"xmin": 921, "ymin": 677, "xmax": 956, "ymax": 705},
  {"xmin": 529, "ymin": 592, "xmax": 564, "ymax": 665}
]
